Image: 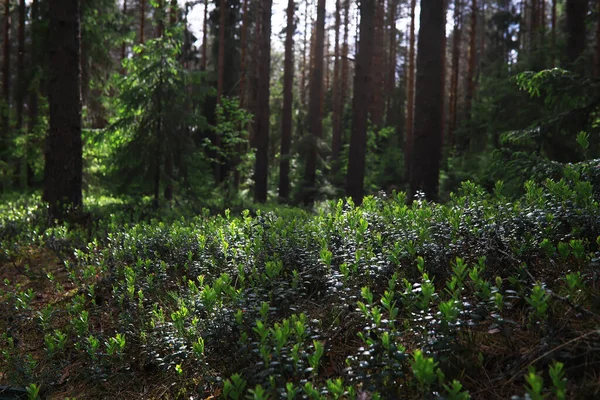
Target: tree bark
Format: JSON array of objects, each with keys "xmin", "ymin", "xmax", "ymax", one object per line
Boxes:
[
  {"xmin": 369, "ymin": 0, "xmax": 385, "ymax": 128},
  {"xmin": 254, "ymin": 0, "xmax": 272, "ymax": 202},
  {"xmin": 565, "ymin": 0, "xmax": 587, "ymax": 70},
  {"xmin": 465, "ymin": 0, "xmax": 477, "ymax": 121},
  {"xmin": 385, "ymin": 0, "xmax": 398, "ymax": 126},
  {"xmin": 44, "ymin": 0, "xmax": 83, "ymax": 216},
  {"xmin": 303, "ymin": 0, "xmax": 325, "ymax": 204},
  {"xmin": 140, "ymin": 0, "xmax": 145, "ymax": 44},
  {"xmin": 340, "ymin": 0, "xmax": 349, "ymax": 125},
  {"xmin": 214, "ymin": 0, "xmax": 227, "ymax": 183},
  {"xmin": 14, "ymin": 0, "xmax": 24, "ymax": 186},
  {"xmin": 26, "ymin": 0, "xmax": 39, "ymax": 188},
  {"xmin": 201, "ymin": 0, "xmax": 208, "ymax": 70},
  {"xmin": 240, "ymin": 0, "xmax": 249, "ymax": 106},
  {"xmin": 279, "ymin": 0, "xmax": 295, "ymax": 200},
  {"xmin": 409, "ymin": 0, "xmax": 445, "ymax": 202},
  {"xmin": 345, "ymin": 0, "xmax": 375, "ymax": 205},
  {"xmin": 448, "ymin": 0, "xmax": 462, "ymax": 146},
  {"xmin": 2, "ymin": 0, "xmax": 10, "ymax": 167},
  {"xmin": 331, "ymin": 0, "xmax": 342, "ymax": 167},
  {"xmin": 551, "ymin": 0, "xmax": 556, "ymax": 66},
  {"xmin": 121, "ymin": 0, "xmax": 127, "ymax": 66},
  {"xmin": 595, "ymin": 1, "xmax": 600, "ymax": 79},
  {"xmin": 301, "ymin": 0, "xmax": 310, "ymax": 107},
  {"xmin": 404, "ymin": 0, "xmax": 416, "ymax": 183}
]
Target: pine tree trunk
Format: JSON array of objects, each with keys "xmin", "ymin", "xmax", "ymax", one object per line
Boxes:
[
  {"xmin": 121, "ymin": 0, "xmax": 127, "ymax": 66},
  {"xmin": 465, "ymin": 0, "xmax": 477, "ymax": 122},
  {"xmin": 279, "ymin": 0, "xmax": 295, "ymax": 200},
  {"xmin": 2, "ymin": 0, "xmax": 10, "ymax": 169},
  {"xmin": 157, "ymin": 0, "xmax": 165, "ymax": 38},
  {"xmin": 26, "ymin": 0, "xmax": 39, "ymax": 187},
  {"xmin": 448, "ymin": 0, "xmax": 462, "ymax": 146},
  {"xmin": 301, "ymin": 0, "xmax": 310, "ymax": 107},
  {"xmin": 201, "ymin": 0, "xmax": 208, "ymax": 70},
  {"xmin": 44, "ymin": 0, "xmax": 83, "ymax": 217},
  {"xmin": 530, "ymin": 0, "xmax": 538, "ymax": 52},
  {"xmin": 346, "ymin": 0, "xmax": 375, "ymax": 205},
  {"xmin": 254, "ymin": 0, "xmax": 272, "ymax": 202},
  {"xmin": 217, "ymin": 0, "xmax": 226, "ymax": 104},
  {"xmin": 140, "ymin": 0, "xmax": 145, "ymax": 44},
  {"xmin": 304, "ymin": 0, "xmax": 325, "ymax": 204},
  {"xmin": 595, "ymin": 1, "xmax": 600, "ymax": 79},
  {"xmin": 240, "ymin": 0, "xmax": 249, "ymax": 106},
  {"xmin": 385, "ymin": 0, "xmax": 398, "ymax": 126},
  {"xmin": 340, "ymin": 0, "xmax": 349, "ymax": 130},
  {"xmin": 404, "ymin": 0, "xmax": 416, "ymax": 183},
  {"xmin": 214, "ymin": 0, "xmax": 227, "ymax": 183},
  {"xmin": 565, "ymin": 0, "xmax": 587, "ymax": 70},
  {"xmin": 409, "ymin": 0, "xmax": 445, "ymax": 202},
  {"xmin": 15, "ymin": 0, "xmax": 25, "ymax": 186},
  {"xmin": 551, "ymin": 0, "xmax": 556, "ymax": 66},
  {"xmin": 369, "ymin": 0, "xmax": 384, "ymax": 128},
  {"xmin": 331, "ymin": 0, "xmax": 342, "ymax": 167}
]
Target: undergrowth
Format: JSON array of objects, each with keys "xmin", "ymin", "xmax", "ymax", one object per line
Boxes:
[{"xmin": 1, "ymin": 164, "xmax": 600, "ymax": 399}]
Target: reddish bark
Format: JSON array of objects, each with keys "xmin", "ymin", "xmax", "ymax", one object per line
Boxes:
[
  {"xmin": 254, "ymin": 0, "xmax": 272, "ymax": 202},
  {"xmin": 410, "ymin": 0, "xmax": 445, "ymax": 201},
  {"xmin": 304, "ymin": 0, "xmax": 326, "ymax": 204},
  {"xmin": 140, "ymin": 0, "xmax": 145, "ymax": 44},
  {"xmin": 345, "ymin": 0, "xmax": 375, "ymax": 204},
  {"xmin": 279, "ymin": 0, "xmax": 295, "ymax": 200},
  {"xmin": 331, "ymin": 0, "xmax": 342, "ymax": 165},
  {"xmin": 448, "ymin": 0, "xmax": 462, "ymax": 146},
  {"xmin": 404, "ymin": 0, "xmax": 416, "ymax": 182},
  {"xmin": 465, "ymin": 0, "xmax": 477, "ymax": 121}
]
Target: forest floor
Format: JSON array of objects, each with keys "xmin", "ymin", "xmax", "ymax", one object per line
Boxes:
[{"xmin": 1, "ymin": 187, "xmax": 600, "ymax": 399}]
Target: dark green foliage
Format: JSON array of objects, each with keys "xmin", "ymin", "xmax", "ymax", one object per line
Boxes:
[{"xmin": 105, "ymin": 30, "xmax": 209, "ymax": 200}]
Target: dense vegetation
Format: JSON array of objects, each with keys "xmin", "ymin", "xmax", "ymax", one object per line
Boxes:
[
  {"xmin": 1, "ymin": 160, "xmax": 600, "ymax": 398},
  {"xmin": 1, "ymin": 0, "xmax": 600, "ymax": 398}
]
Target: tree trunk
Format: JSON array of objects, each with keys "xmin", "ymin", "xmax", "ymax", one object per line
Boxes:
[
  {"xmin": 140, "ymin": 0, "xmax": 145, "ymax": 44},
  {"xmin": 385, "ymin": 0, "xmax": 398, "ymax": 126},
  {"xmin": 121, "ymin": 0, "xmax": 127, "ymax": 66},
  {"xmin": 369, "ymin": 0, "xmax": 385, "ymax": 128},
  {"xmin": 331, "ymin": 0, "xmax": 342, "ymax": 167},
  {"xmin": 156, "ymin": 0, "xmax": 165, "ymax": 38},
  {"xmin": 409, "ymin": 0, "xmax": 445, "ymax": 201},
  {"xmin": 240, "ymin": 0, "xmax": 249, "ymax": 106},
  {"xmin": 595, "ymin": 1, "xmax": 600, "ymax": 79},
  {"xmin": 44, "ymin": 0, "xmax": 83, "ymax": 216},
  {"xmin": 465, "ymin": 0, "xmax": 477, "ymax": 122},
  {"xmin": 303, "ymin": 0, "xmax": 325, "ymax": 204},
  {"xmin": 254, "ymin": 0, "xmax": 272, "ymax": 202},
  {"xmin": 26, "ymin": 0, "xmax": 39, "ymax": 188},
  {"xmin": 565, "ymin": 0, "xmax": 587, "ymax": 70},
  {"xmin": 301, "ymin": 0, "xmax": 310, "ymax": 107},
  {"xmin": 214, "ymin": 0, "xmax": 227, "ymax": 183},
  {"xmin": 217, "ymin": 0, "xmax": 226, "ymax": 104},
  {"xmin": 448, "ymin": 0, "xmax": 462, "ymax": 146},
  {"xmin": 345, "ymin": 0, "xmax": 375, "ymax": 205},
  {"xmin": 201, "ymin": 0, "xmax": 208, "ymax": 70},
  {"xmin": 2, "ymin": 0, "xmax": 10, "ymax": 171},
  {"xmin": 530, "ymin": 0, "xmax": 538, "ymax": 52},
  {"xmin": 15, "ymin": 0, "xmax": 24, "ymax": 185},
  {"xmin": 279, "ymin": 0, "xmax": 295, "ymax": 200},
  {"xmin": 340, "ymin": 0, "xmax": 349, "ymax": 123},
  {"xmin": 404, "ymin": 0, "xmax": 416, "ymax": 183},
  {"xmin": 551, "ymin": 0, "xmax": 556, "ymax": 66}
]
